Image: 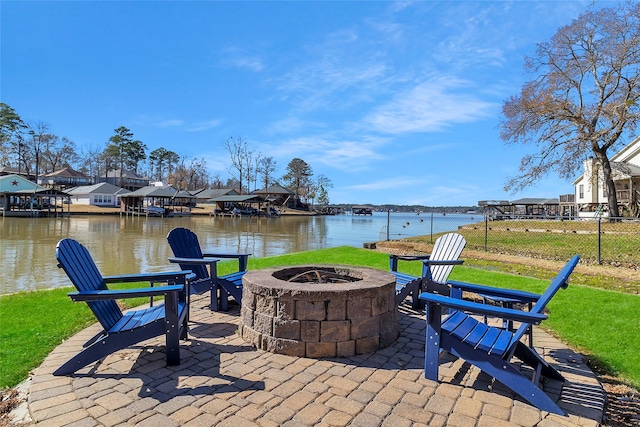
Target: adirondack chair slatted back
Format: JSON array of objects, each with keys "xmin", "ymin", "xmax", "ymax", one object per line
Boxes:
[
  {"xmin": 427, "ymin": 233, "xmax": 466, "ymax": 284},
  {"xmin": 507, "ymin": 254, "xmax": 580, "ymax": 351},
  {"xmin": 56, "ymin": 239, "xmax": 123, "ymax": 331},
  {"xmin": 167, "ymin": 227, "xmax": 209, "ymax": 280}
]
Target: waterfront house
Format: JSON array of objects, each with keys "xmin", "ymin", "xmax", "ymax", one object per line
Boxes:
[
  {"xmin": 573, "ymin": 135, "xmax": 640, "ymax": 217},
  {"xmin": 66, "ymin": 182, "xmax": 130, "ymax": 207},
  {"xmin": 38, "ymin": 167, "xmax": 91, "ymax": 190},
  {"xmin": 0, "ymin": 166, "xmax": 33, "ymax": 180}
]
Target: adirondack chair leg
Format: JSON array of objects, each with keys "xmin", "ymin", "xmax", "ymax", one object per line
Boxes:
[
  {"xmin": 513, "ymin": 341, "xmax": 564, "ymax": 382},
  {"xmin": 424, "ymin": 302, "xmax": 442, "ymax": 381},
  {"xmin": 444, "ymin": 336, "xmax": 565, "ymax": 415},
  {"xmin": 164, "ymin": 292, "xmax": 181, "ymax": 366},
  {"xmin": 209, "ymin": 283, "xmax": 219, "ymax": 311},
  {"xmin": 219, "ymin": 285, "xmax": 229, "ymax": 311},
  {"xmin": 411, "ymin": 281, "xmax": 422, "ymax": 308},
  {"xmin": 395, "ymin": 277, "xmax": 421, "ymax": 307}
]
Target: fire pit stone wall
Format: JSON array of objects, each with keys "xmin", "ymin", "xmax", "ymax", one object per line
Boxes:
[{"xmin": 240, "ymin": 265, "xmax": 399, "ymax": 358}]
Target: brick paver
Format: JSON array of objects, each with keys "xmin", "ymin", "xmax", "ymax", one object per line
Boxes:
[{"xmin": 24, "ymin": 294, "xmax": 605, "ymax": 426}]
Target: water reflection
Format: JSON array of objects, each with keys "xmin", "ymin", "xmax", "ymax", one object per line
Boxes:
[{"xmin": 1, "ymin": 212, "xmax": 477, "ymax": 294}]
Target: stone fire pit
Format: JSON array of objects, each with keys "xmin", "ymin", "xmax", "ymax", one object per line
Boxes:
[{"xmin": 240, "ymin": 265, "xmax": 398, "ymax": 358}]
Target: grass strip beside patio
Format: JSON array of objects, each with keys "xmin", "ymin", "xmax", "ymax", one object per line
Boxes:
[{"xmin": 1, "ymin": 246, "xmax": 639, "ymax": 391}]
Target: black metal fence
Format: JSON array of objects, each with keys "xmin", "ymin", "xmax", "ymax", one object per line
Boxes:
[{"xmin": 411, "ymin": 214, "xmax": 640, "ymax": 267}]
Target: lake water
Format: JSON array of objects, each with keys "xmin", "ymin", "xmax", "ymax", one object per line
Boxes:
[{"xmin": 0, "ymin": 212, "xmax": 479, "ymax": 294}]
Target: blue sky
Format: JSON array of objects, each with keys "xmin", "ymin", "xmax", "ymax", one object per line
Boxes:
[{"xmin": 1, "ymin": 1, "xmax": 620, "ymax": 206}]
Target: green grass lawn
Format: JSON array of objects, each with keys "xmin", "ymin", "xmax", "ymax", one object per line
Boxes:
[
  {"xmin": 1, "ymin": 246, "xmax": 639, "ymax": 391},
  {"xmin": 409, "ymin": 219, "xmax": 640, "ymax": 267}
]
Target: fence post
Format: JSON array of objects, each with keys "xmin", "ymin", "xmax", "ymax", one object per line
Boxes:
[
  {"xmin": 484, "ymin": 214, "xmax": 488, "ymax": 252},
  {"xmin": 597, "ymin": 218, "xmax": 602, "ymax": 264},
  {"xmin": 386, "ymin": 210, "xmax": 390, "ymax": 241},
  {"xmin": 430, "ymin": 213, "xmax": 434, "ymax": 244}
]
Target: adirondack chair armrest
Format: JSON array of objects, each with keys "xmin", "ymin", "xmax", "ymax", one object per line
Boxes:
[
  {"xmin": 418, "ymin": 292, "xmax": 548, "ymax": 324},
  {"xmin": 202, "ymin": 252, "xmax": 251, "ymax": 271},
  {"xmin": 202, "ymin": 252, "xmax": 251, "ymax": 258},
  {"xmin": 392, "ymin": 255, "xmax": 430, "ymax": 261},
  {"xmin": 69, "ymin": 284, "xmax": 185, "ymax": 302},
  {"xmin": 447, "ymin": 280, "xmax": 541, "ymax": 303},
  {"xmin": 168, "ymin": 256, "xmax": 220, "ymax": 266},
  {"xmin": 389, "ymin": 254, "xmax": 430, "ymax": 272},
  {"xmin": 103, "ymin": 271, "xmax": 193, "ymax": 284},
  {"xmin": 422, "ymin": 260, "xmax": 464, "ymax": 266}
]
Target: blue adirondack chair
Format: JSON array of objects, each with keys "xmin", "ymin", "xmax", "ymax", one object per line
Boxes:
[
  {"xmin": 448, "ymin": 278, "xmax": 542, "ymax": 348},
  {"xmin": 54, "ymin": 238, "xmax": 190, "ymax": 375},
  {"xmin": 419, "ymin": 255, "xmax": 580, "ymax": 415},
  {"xmin": 390, "ymin": 232, "xmax": 466, "ymax": 308},
  {"xmin": 167, "ymin": 227, "xmax": 250, "ymax": 311}
]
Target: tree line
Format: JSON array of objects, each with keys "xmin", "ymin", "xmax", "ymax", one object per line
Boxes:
[{"xmin": 0, "ymin": 104, "xmax": 332, "ymax": 207}]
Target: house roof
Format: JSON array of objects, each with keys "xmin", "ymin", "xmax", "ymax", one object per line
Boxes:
[
  {"xmin": 611, "ymin": 162, "xmax": 640, "ymax": 178},
  {"xmin": 66, "ymin": 182, "xmax": 130, "ymax": 195},
  {"xmin": 0, "ymin": 166, "xmax": 21, "ymax": 175},
  {"xmin": 0, "ymin": 175, "xmax": 69, "ymax": 197},
  {"xmin": 253, "ymin": 185, "xmax": 294, "ymax": 195},
  {"xmin": 41, "ymin": 167, "xmax": 89, "ymax": 178},
  {"xmin": 175, "ymin": 190, "xmax": 195, "ymax": 199},
  {"xmin": 191, "ymin": 188, "xmax": 239, "ymax": 199},
  {"xmin": 610, "ymin": 135, "xmax": 640, "ymax": 162},
  {"xmin": 123, "ymin": 185, "xmax": 178, "ymax": 198},
  {"xmin": 0, "ymin": 175, "xmax": 44, "ymax": 193}
]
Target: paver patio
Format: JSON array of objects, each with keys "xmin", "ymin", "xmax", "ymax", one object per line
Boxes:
[{"xmin": 26, "ymin": 293, "xmax": 605, "ymax": 426}]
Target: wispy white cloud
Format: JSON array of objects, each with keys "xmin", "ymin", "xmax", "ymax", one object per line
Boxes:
[
  {"xmin": 409, "ymin": 184, "xmax": 476, "ymax": 205},
  {"xmin": 157, "ymin": 119, "xmax": 184, "ymax": 128},
  {"xmin": 133, "ymin": 116, "xmax": 185, "ymax": 129},
  {"xmin": 219, "ymin": 47, "xmax": 264, "ymax": 72},
  {"xmin": 265, "ymin": 117, "xmax": 323, "ymax": 135},
  {"xmin": 277, "ymin": 60, "xmax": 388, "ymax": 112},
  {"xmin": 347, "ymin": 176, "xmax": 424, "ymax": 191},
  {"xmin": 362, "ymin": 77, "xmax": 497, "ymax": 134},
  {"xmin": 187, "ymin": 119, "xmax": 222, "ymax": 132},
  {"xmin": 268, "ymin": 135, "xmax": 387, "ymax": 172}
]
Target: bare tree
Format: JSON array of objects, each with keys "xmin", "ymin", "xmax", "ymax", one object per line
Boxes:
[
  {"xmin": 257, "ymin": 156, "xmax": 277, "ymax": 190},
  {"xmin": 223, "ymin": 136, "xmax": 253, "ymax": 194},
  {"xmin": 211, "ymin": 172, "xmax": 224, "ymax": 189},
  {"xmin": 25, "ymin": 121, "xmax": 50, "ymax": 181},
  {"xmin": 501, "ymin": 2, "xmax": 640, "ymax": 219},
  {"xmin": 78, "ymin": 144, "xmax": 104, "ymax": 181},
  {"xmin": 249, "ymin": 152, "xmax": 262, "ymax": 192},
  {"xmin": 168, "ymin": 157, "xmax": 209, "ymax": 191},
  {"xmin": 41, "ymin": 136, "xmax": 78, "ymax": 173}
]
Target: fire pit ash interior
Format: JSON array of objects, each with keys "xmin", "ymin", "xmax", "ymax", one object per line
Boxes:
[{"xmin": 240, "ymin": 265, "xmax": 398, "ymax": 358}]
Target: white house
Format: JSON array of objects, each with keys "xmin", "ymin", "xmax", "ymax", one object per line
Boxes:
[
  {"xmin": 66, "ymin": 182, "xmax": 130, "ymax": 207},
  {"xmin": 574, "ymin": 135, "xmax": 640, "ymax": 217}
]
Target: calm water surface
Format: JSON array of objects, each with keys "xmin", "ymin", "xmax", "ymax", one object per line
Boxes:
[{"xmin": 0, "ymin": 212, "xmax": 479, "ymax": 294}]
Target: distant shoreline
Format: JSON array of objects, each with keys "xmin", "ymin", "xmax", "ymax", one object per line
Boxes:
[{"xmin": 52, "ymin": 205, "xmax": 318, "ymax": 216}]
